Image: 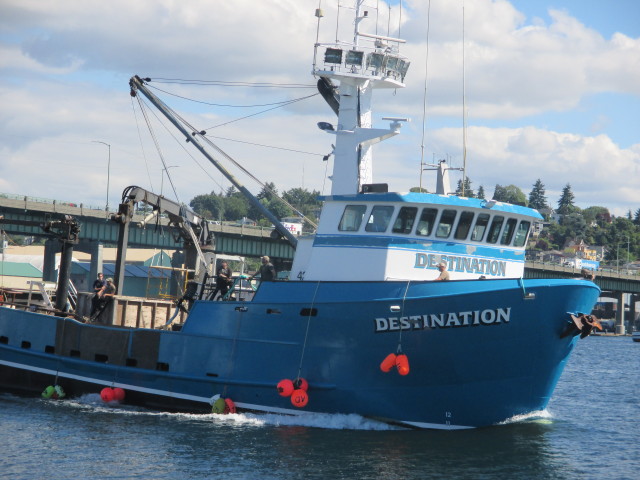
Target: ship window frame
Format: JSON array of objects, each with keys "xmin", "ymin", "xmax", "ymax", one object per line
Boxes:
[
  {"xmin": 486, "ymin": 215, "xmax": 505, "ymax": 244},
  {"xmin": 513, "ymin": 220, "xmax": 531, "ymax": 247},
  {"xmin": 435, "ymin": 209, "xmax": 457, "ymax": 239},
  {"xmin": 500, "ymin": 218, "xmax": 518, "ymax": 245},
  {"xmin": 338, "ymin": 204, "xmax": 367, "ymax": 231},
  {"xmin": 365, "ymin": 205, "xmax": 395, "ymax": 233},
  {"xmin": 471, "ymin": 213, "xmax": 490, "ymax": 242},
  {"xmin": 454, "ymin": 211, "xmax": 475, "ymax": 240},
  {"xmin": 416, "ymin": 208, "xmax": 438, "ymax": 237},
  {"xmin": 392, "ymin": 206, "xmax": 418, "ymax": 234}
]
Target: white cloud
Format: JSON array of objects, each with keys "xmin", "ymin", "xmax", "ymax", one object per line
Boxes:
[{"xmin": 0, "ymin": 0, "xmax": 638, "ymax": 219}]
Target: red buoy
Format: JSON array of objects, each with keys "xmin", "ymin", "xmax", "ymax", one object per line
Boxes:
[
  {"xmin": 100, "ymin": 387, "xmax": 114, "ymax": 402},
  {"xmin": 396, "ymin": 354, "xmax": 410, "ymax": 376},
  {"xmin": 380, "ymin": 353, "xmax": 397, "ymax": 372},
  {"xmin": 277, "ymin": 379, "xmax": 294, "ymax": 397},
  {"xmin": 290, "ymin": 389, "xmax": 309, "ymax": 408},
  {"xmin": 293, "ymin": 377, "xmax": 308, "ymax": 392},
  {"xmin": 112, "ymin": 387, "xmax": 126, "ymax": 402},
  {"xmin": 224, "ymin": 398, "xmax": 237, "ymax": 414}
]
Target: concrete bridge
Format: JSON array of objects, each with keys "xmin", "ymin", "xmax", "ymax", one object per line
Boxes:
[
  {"xmin": 0, "ymin": 192, "xmax": 294, "ymax": 258},
  {"xmin": 2, "ymin": 193, "xmax": 639, "ymax": 332},
  {"xmin": 525, "ymin": 261, "xmax": 640, "ymax": 334}
]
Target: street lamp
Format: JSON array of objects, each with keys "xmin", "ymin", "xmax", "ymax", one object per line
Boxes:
[
  {"xmin": 615, "ymin": 235, "xmax": 631, "ymax": 273},
  {"xmin": 160, "ymin": 165, "xmax": 179, "ymax": 196},
  {"xmin": 92, "ymin": 141, "xmax": 111, "ymax": 212}
]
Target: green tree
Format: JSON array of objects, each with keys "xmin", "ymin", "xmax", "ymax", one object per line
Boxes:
[
  {"xmin": 410, "ymin": 186, "xmax": 429, "ymax": 193},
  {"xmin": 224, "ymin": 195, "xmax": 249, "ymax": 221},
  {"xmin": 455, "ymin": 178, "xmax": 474, "ymax": 198},
  {"xmin": 557, "ymin": 183, "xmax": 576, "ymax": 215},
  {"xmin": 561, "ymin": 213, "xmax": 588, "ymax": 242},
  {"xmin": 476, "ymin": 185, "xmax": 486, "ymax": 200},
  {"xmin": 582, "ymin": 206, "xmax": 611, "ymax": 228},
  {"xmin": 493, "ymin": 184, "xmax": 527, "ymax": 206},
  {"xmin": 190, "ymin": 192, "xmax": 225, "ymax": 220},
  {"xmin": 528, "ymin": 179, "xmax": 548, "ymax": 211}
]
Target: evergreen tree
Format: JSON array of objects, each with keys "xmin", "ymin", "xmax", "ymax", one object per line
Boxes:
[
  {"xmin": 476, "ymin": 185, "xmax": 485, "ymax": 200},
  {"xmin": 557, "ymin": 183, "xmax": 576, "ymax": 215},
  {"xmin": 455, "ymin": 178, "xmax": 474, "ymax": 198},
  {"xmin": 634, "ymin": 208, "xmax": 640, "ymax": 225},
  {"xmin": 528, "ymin": 179, "xmax": 549, "ymax": 211}
]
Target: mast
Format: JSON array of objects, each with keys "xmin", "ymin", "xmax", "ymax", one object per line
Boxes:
[
  {"xmin": 129, "ymin": 76, "xmax": 298, "ymax": 248},
  {"xmin": 313, "ymin": 0, "xmax": 410, "ymax": 195}
]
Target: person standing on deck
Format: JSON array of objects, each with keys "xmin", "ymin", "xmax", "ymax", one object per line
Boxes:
[
  {"xmin": 250, "ymin": 256, "xmax": 276, "ymax": 283},
  {"xmin": 434, "ymin": 262, "xmax": 450, "ymax": 281}
]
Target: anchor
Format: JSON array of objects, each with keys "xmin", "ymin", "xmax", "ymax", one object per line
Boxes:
[{"xmin": 561, "ymin": 313, "xmax": 603, "ymax": 339}]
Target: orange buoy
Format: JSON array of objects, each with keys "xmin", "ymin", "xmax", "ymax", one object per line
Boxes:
[
  {"xmin": 224, "ymin": 398, "xmax": 237, "ymax": 414},
  {"xmin": 396, "ymin": 354, "xmax": 410, "ymax": 376},
  {"xmin": 277, "ymin": 379, "xmax": 295, "ymax": 397},
  {"xmin": 100, "ymin": 387, "xmax": 114, "ymax": 402},
  {"xmin": 112, "ymin": 387, "xmax": 126, "ymax": 402},
  {"xmin": 290, "ymin": 389, "xmax": 309, "ymax": 408},
  {"xmin": 293, "ymin": 377, "xmax": 308, "ymax": 392},
  {"xmin": 380, "ymin": 353, "xmax": 397, "ymax": 372}
]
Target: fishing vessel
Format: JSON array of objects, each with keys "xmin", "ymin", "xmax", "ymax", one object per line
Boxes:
[{"xmin": 0, "ymin": 1, "xmax": 601, "ymax": 429}]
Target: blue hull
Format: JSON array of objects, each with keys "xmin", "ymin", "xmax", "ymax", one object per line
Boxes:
[{"xmin": 0, "ymin": 278, "xmax": 599, "ymax": 429}]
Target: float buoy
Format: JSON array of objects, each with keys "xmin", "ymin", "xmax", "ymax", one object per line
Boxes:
[
  {"xmin": 277, "ymin": 379, "xmax": 294, "ymax": 397},
  {"xmin": 380, "ymin": 353, "xmax": 397, "ymax": 372},
  {"xmin": 396, "ymin": 354, "xmax": 410, "ymax": 376},
  {"xmin": 41, "ymin": 385, "xmax": 66, "ymax": 399},
  {"xmin": 100, "ymin": 387, "xmax": 115, "ymax": 402},
  {"xmin": 112, "ymin": 387, "xmax": 126, "ymax": 402},
  {"xmin": 224, "ymin": 398, "xmax": 237, "ymax": 414},
  {"xmin": 212, "ymin": 397, "xmax": 226, "ymax": 414},
  {"xmin": 293, "ymin": 377, "xmax": 308, "ymax": 392},
  {"xmin": 290, "ymin": 389, "xmax": 309, "ymax": 408}
]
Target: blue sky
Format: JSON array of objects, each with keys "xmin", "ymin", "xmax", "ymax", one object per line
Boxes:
[{"xmin": 0, "ymin": 0, "xmax": 638, "ymax": 216}]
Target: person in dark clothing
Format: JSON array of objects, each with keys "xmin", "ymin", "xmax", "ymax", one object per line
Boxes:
[
  {"xmin": 90, "ymin": 272, "xmax": 105, "ymax": 316},
  {"xmin": 213, "ymin": 261, "xmax": 233, "ymax": 300},
  {"xmin": 250, "ymin": 256, "xmax": 276, "ymax": 283},
  {"xmin": 90, "ymin": 278, "xmax": 116, "ymax": 322}
]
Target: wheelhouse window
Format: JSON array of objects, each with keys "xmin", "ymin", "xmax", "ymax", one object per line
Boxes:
[
  {"xmin": 500, "ymin": 218, "xmax": 518, "ymax": 245},
  {"xmin": 486, "ymin": 216, "xmax": 504, "ymax": 244},
  {"xmin": 454, "ymin": 211, "xmax": 475, "ymax": 240},
  {"xmin": 513, "ymin": 220, "xmax": 531, "ymax": 247},
  {"xmin": 365, "ymin": 205, "xmax": 394, "ymax": 232},
  {"xmin": 392, "ymin": 207, "xmax": 418, "ymax": 234},
  {"xmin": 338, "ymin": 205, "xmax": 367, "ymax": 231},
  {"xmin": 471, "ymin": 213, "xmax": 490, "ymax": 242},
  {"xmin": 436, "ymin": 210, "xmax": 457, "ymax": 238},
  {"xmin": 416, "ymin": 208, "xmax": 438, "ymax": 236}
]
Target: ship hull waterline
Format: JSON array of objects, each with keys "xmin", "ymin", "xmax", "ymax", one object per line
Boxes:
[{"xmin": 0, "ymin": 278, "xmax": 599, "ymax": 429}]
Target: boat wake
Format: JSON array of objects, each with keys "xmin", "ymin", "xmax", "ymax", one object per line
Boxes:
[
  {"xmin": 498, "ymin": 409, "xmax": 554, "ymax": 425},
  {"xmin": 50, "ymin": 393, "xmax": 401, "ymax": 431}
]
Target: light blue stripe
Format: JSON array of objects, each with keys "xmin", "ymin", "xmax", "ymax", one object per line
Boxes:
[{"xmin": 313, "ymin": 235, "xmax": 524, "ymax": 261}]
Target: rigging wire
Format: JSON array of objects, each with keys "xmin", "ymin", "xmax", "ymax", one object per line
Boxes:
[
  {"xmin": 419, "ymin": 0, "xmax": 432, "ymax": 191},
  {"xmin": 202, "ymin": 93, "xmax": 319, "ymax": 130},
  {"xmin": 134, "ymin": 95, "xmax": 180, "ymax": 201},
  {"xmin": 130, "ymin": 96, "xmax": 155, "ymax": 191},
  {"xmin": 136, "ymin": 96, "xmax": 226, "ymax": 195},
  {"xmin": 462, "ymin": 0, "xmax": 468, "ymax": 196},
  {"xmin": 136, "ymin": 92, "xmax": 319, "ymax": 227},
  {"xmin": 148, "ymin": 84, "xmax": 317, "ymax": 108},
  {"xmin": 148, "ymin": 78, "xmax": 314, "ymax": 88},
  {"xmin": 206, "ymin": 135, "xmax": 323, "ymax": 157}
]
